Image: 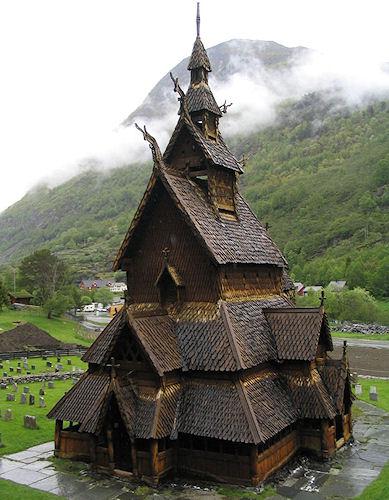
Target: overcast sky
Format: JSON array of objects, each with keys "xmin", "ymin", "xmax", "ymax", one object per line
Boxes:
[{"xmin": 0, "ymin": 0, "xmax": 389, "ymax": 213}]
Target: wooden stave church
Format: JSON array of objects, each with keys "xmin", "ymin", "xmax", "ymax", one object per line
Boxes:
[{"xmin": 48, "ymin": 6, "xmax": 353, "ymax": 486}]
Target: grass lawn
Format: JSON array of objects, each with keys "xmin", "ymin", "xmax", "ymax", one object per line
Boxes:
[
  {"xmin": 355, "ymin": 460, "xmax": 389, "ymax": 500},
  {"xmin": 0, "ymin": 355, "xmax": 87, "ymax": 376},
  {"xmin": 356, "ymin": 378, "xmax": 389, "ymax": 413},
  {"xmin": 332, "ymin": 331, "xmax": 389, "ymax": 341},
  {"xmin": 0, "ymin": 479, "xmax": 63, "ymax": 499},
  {"xmin": 0, "ymin": 308, "xmax": 92, "ymax": 347},
  {"xmin": 0, "ymin": 379, "xmax": 73, "ymax": 456}
]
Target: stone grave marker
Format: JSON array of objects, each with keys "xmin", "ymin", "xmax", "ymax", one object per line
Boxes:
[
  {"xmin": 29, "ymin": 394, "xmax": 35, "ymax": 405},
  {"xmin": 16, "ymin": 367, "xmax": 22, "ymax": 374},
  {"xmin": 39, "ymin": 388, "xmax": 45, "ymax": 396},
  {"xmin": 9, "ymin": 367, "xmax": 14, "ymax": 373},
  {"xmin": 46, "ymin": 361, "xmax": 52, "ymax": 368},
  {"xmin": 0, "ymin": 363, "xmax": 3, "ymax": 370},
  {"xmin": 3, "ymin": 409, "xmax": 12, "ymax": 421},
  {"xmin": 26, "ymin": 371, "xmax": 31, "ymax": 375},
  {"xmin": 370, "ymin": 386, "xmax": 378, "ymax": 401},
  {"xmin": 56, "ymin": 364, "xmax": 63, "ymax": 371},
  {"xmin": 3, "ymin": 372, "xmax": 7, "ymax": 377},
  {"xmin": 20, "ymin": 393, "xmax": 27, "ymax": 404},
  {"xmin": 57, "ymin": 356, "xmax": 61, "ymax": 362},
  {"xmin": 24, "ymin": 415, "xmax": 38, "ymax": 429},
  {"xmin": 0, "ymin": 383, "xmax": 7, "ymax": 390},
  {"xmin": 23, "ymin": 362, "xmax": 28, "ymax": 370},
  {"xmin": 48, "ymin": 381, "xmax": 54, "ymax": 389},
  {"xmin": 39, "ymin": 397, "xmax": 46, "ymax": 408},
  {"xmin": 72, "ymin": 366, "xmax": 76, "ymax": 372},
  {"xmin": 23, "ymin": 387, "xmax": 30, "ymax": 394},
  {"xmin": 31, "ymin": 365, "xmax": 36, "ymax": 370},
  {"xmin": 17, "ymin": 362, "xmax": 21, "ymax": 367},
  {"xmin": 11, "ymin": 382, "xmax": 18, "ymax": 392},
  {"xmin": 42, "ymin": 356, "xmax": 47, "ymax": 360},
  {"xmin": 355, "ymin": 384, "xmax": 362, "ymax": 395},
  {"xmin": 67, "ymin": 359, "xmax": 72, "ymax": 365},
  {"xmin": 6, "ymin": 393, "xmax": 15, "ymax": 402}
]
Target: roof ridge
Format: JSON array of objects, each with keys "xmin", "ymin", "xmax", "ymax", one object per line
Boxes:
[
  {"xmin": 220, "ymin": 301, "xmax": 245, "ymax": 370},
  {"xmin": 234, "ymin": 378, "xmax": 264, "ymax": 444}
]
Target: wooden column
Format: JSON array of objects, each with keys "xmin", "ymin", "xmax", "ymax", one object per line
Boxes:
[
  {"xmin": 89, "ymin": 435, "xmax": 97, "ymax": 466},
  {"xmin": 107, "ymin": 426, "xmax": 115, "ymax": 470},
  {"xmin": 150, "ymin": 439, "xmax": 159, "ymax": 485},
  {"xmin": 250, "ymin": 444, "xmax": 260, "ymax": 486},
  {"xmin": 130, "ymin": 438, "xmax": 138, "ymax": 477},
  {"xmin": 54, "ymin": 420, "xmax": 63, "ymax": 455}
]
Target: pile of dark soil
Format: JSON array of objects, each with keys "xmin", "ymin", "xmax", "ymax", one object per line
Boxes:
[{"xmin": 0, "ymin": 323, "xmax": 74, "ymax": 352}]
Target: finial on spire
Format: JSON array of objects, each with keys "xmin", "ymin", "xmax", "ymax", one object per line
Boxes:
[{"xmin": 196, "ymin": 2, "xmax": 200, "ymax": 37}]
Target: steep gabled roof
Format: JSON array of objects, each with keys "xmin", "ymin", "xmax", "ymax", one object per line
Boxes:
[
  {"xmin": 47, "ymin": 370, "xmax": 111, "ymax": 432},
  {"xmin": 186, "ymin": 83, "xmax": 222, "ymax": 116},
  {"xmin": 264, "ymin": 308, "xmax": 332, "ymax": 361},
  {"xmin": 163, "ymin": 116, "xmax": 242, "ymax": 172},
  {"xmin": 318, "ymin": 359, "xmax": 351, "ymax": 413}
]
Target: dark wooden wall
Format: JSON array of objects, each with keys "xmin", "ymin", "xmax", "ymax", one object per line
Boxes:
[{"xmin": 126, "ymin": 182, "xmax": 218, "ymax": 304}]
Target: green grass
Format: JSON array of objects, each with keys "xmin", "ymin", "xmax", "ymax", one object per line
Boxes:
[
  {"xmin": 0, "ymin": 379, "xmax": 73, "ymax": 456},
  {"xmin": 0, "ymin": 355, "xmax": 86, "ymax": 375},
  {"xmin": 0, "ymin": 308, "xmax": 92, "ymax": 347},
  {"xmin": 357, "ymin": 378, "xmax": 389, "ymax": 413},
  {"xmin": 0, "ymin": 479, "xmax": 63, "ymax": 500},
  {"xmin": 355, "ymin": 460, "xmax": 389, "ymax": 500},
  {"xmin": 332, "ymin": 332, "xmax": 389, "ymax": 341}
]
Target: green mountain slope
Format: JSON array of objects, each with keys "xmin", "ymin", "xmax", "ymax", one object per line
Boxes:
[{"xmin": 0, "ymin": 96, "xmax": 388, "ymax": 296}]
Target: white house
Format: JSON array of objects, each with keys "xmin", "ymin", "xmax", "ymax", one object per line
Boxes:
[{"xmin": 109, "ymin": 282, "xmax": 127, "ymax": 293}]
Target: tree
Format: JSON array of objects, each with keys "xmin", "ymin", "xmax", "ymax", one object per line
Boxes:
[
  {"xmin": 18, "ymin": 249, "xmax": 69, "ymax": 305},
  {"xmin": 0, "ymin": 278, "xmax": 9, "ymax": 310},
  {"xmin": 61, "ymin": 285, "xmax": 83, "ymax": 314},
  {"xmin": 44, "ymin": 292, "xmax": 74, "ymax": 319},
  {"xmin": 93, "ymin": 288, "xmax": 114, "ymax": 306},
  {"xmin": 81, "ymin": 295, "xmax": 92, "ymax": 306}
]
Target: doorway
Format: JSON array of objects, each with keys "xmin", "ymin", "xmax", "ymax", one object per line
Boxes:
[
  {"xmin": 109, "ymin": 397, "xmax": 132, "ymax": 471},
  {"xmin": 335, "ymin": 413, "xmax": 344, "ymax": 442}
]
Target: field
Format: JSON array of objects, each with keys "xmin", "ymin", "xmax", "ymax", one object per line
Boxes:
[
  {"xmin": 355, "ymin": 461, "xmax": 389, "ymax": 500},
  {"xmin": 332, "ymin": 332, "xmax": 389, "ymax": 341},
  {"xmin": 0, "ymin": 479, "xmax": 62, "ymax": 500},
  {"xmin": 0, "ymin": 379, "xmax": 73, "ymax": 456},
  {"xmin": 0, "ymin": 308, "xmax": 93, "ymax": 347}
]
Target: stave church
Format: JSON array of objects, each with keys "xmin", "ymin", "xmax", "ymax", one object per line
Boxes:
[{"xmin": 48, "ymin": 4, "xmax": 353, "ymax": 486}]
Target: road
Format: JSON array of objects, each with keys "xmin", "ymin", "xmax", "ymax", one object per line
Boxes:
[{"xmin": 333, "ymin": 337, "xmax": 389, "ymax": 350}]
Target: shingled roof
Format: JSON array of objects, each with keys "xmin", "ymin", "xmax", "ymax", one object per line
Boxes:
[
  {"xmin": 318, "ymin": 359, "xmax": 351, "ymax": 413},
  {"xmin": 186, "ymin": 84, "xmax": 222, "ymax": 116},
  {"xmin": 188, "ymin": 36, "xmax": 211, "ymax": 71},
  {"xmin": 47, "ymin": 370, "xmax": 111, "ymax": 432},
  {"xmin": 264, "ymin": 308, "xmax": 332, "ymax": 361},
  {"xmin": 163, "ymin": 116, "xmax": 241, "ymax": 172}
]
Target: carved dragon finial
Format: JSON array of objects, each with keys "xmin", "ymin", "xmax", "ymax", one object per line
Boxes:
[
  {"xmin": 134, "ymin": 123, "xmax": 163, "ymax": 166},
  {"xmin": 220, "ymin": 100, "xmax": 233, "ymax": 114}
]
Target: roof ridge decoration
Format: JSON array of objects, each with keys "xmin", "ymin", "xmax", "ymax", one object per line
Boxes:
[
  {"xmin": 234, "ymin": 378, "xmax": 264, "ymax": 444},
  {"xmin": 134, "ymin": 123, "xmax": 165, "ymax": 168},
  {"xmin": 220, "ymin": 301, "xmax": 245, "ymax": 370}
]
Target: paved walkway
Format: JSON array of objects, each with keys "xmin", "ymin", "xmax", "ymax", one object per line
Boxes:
[{"xmin": 0, "ymin": 401, "xmax": 388, "ymax": 499}]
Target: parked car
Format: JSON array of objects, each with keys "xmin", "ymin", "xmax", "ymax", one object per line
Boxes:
[{"xmin": 83, "ymin": 304, "xmax": 96, "ymax": 313}]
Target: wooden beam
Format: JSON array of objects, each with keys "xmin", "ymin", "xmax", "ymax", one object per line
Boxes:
[
  {"xmin": 54, "ymin": 420, "xmax": 63, "ymax": 453},
  {"xmin": 150, "ymin": 439, "xmax": 159, "ymax": 484},
  {"xmin": 107, "ymin": 426, "xmax": 115, "ymax": 470}
]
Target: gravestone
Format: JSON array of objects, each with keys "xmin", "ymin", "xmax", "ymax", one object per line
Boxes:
[
  {"xmin": 39, "ymin": 397, "xmax": 46, "ymax": 408},
  {"xmin": 24, "ymin": 415, "xmax": 38, "ymax": 429},
  {"xmin": 56, "ymin": 364, "xmax": 63, "ymax": 371},
  {"xmin": 355, "ymin": 384, "xmax": 362, "ymax": 396},
  {"xmin": 11, "ymin": 382, "xmax": 17, "ymax": 392},
  {"xmin": 39, "ymin": 388, "xmax": 45, "ymax": 396},
  {"xmin": 0, "ymin": 364, "xmax": 3, "ymax": 369},
  {"xmin": 29, "ymin": 394, "xmax": 35, "ymax": 405},
  {"xmin": 67, "ymin": 359, "xmax": 72, "ymax": 365},
  {"xmin": 3, "ymin": 409, "xmax": 12, "ymax": 421},
  {"xmin": 23, "ymin": 362, "xmax": 28, "ymax": 370},
  {"xmin": 16, "ymin": 367, "xmax": 22, "ymax": 374},
  {"xmin": 31, "ymin": 365, "xmax": 36, "ymax": 370},
  {"xmin": 17, "ymin": 362, "xmax": 21, "ymax": 367},
  {"xmin": 46, "ymin": 361, "xmax": 52, "ymax": 368},
  {"xmin": 42, "ymin": 356, "xmax": 47, "ymax": 360},
  {"xmin": 20, "ymin": 393, "xmax": 27, "ymax": 404},
  {"xmin": 26, "ymin": 371, "xmax": 31, "ymax": 375},
  {"xmin": 370, "ymin": 386, "xmax": 378, "ymax": 401},
  {"xmin": 48, "ymin": 381, "xmax": 54, "ymax": 389},
  {"xmin": 9, "ymin": 367, "xmax": 14, "ymax": 373},
  {"xmin": 72, "ymin": 366, "xmax": 76, "ymax": 372},
  {"xmin": 57, "ymin": 357, "xmax": 61, "ymax": 362},
  {"xmin": 23, "ymin": 387, "xmax": 30, "ymax": 394},
  {"xmin": 6, "ymin": 393, "xmax": 15, "ymax": 402},
  {"xmin": 3, "ymin": 372, "xmax": 7, "ymax": 377},
  {"xmin": 0, "ymin": 383, "xmax": 7, "ymax": 390}
]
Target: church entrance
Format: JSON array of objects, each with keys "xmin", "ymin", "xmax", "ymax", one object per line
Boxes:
[{"xmin": 109, "ymin": 397, "xmax": 132, "ymax": 472}]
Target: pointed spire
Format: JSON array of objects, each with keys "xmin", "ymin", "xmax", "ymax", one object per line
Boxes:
[{"xmin": 196, "ymin": 2, "xmax": 200, "ymax": 37}]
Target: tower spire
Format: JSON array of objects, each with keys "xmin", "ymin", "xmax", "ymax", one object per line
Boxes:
[{"xmin": 196, "ymin": 2, "xmax": 200, "ymax": 37}]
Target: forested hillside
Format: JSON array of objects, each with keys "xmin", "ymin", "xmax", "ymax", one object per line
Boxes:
[{"xmin": 0, "ymin": 95, "xmax": 388, "ymax": 296}]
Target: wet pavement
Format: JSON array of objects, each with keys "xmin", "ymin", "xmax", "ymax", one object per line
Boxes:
[{"xmin": 0, "ymin": 400, "xmax": 388, "ymax": 499}]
